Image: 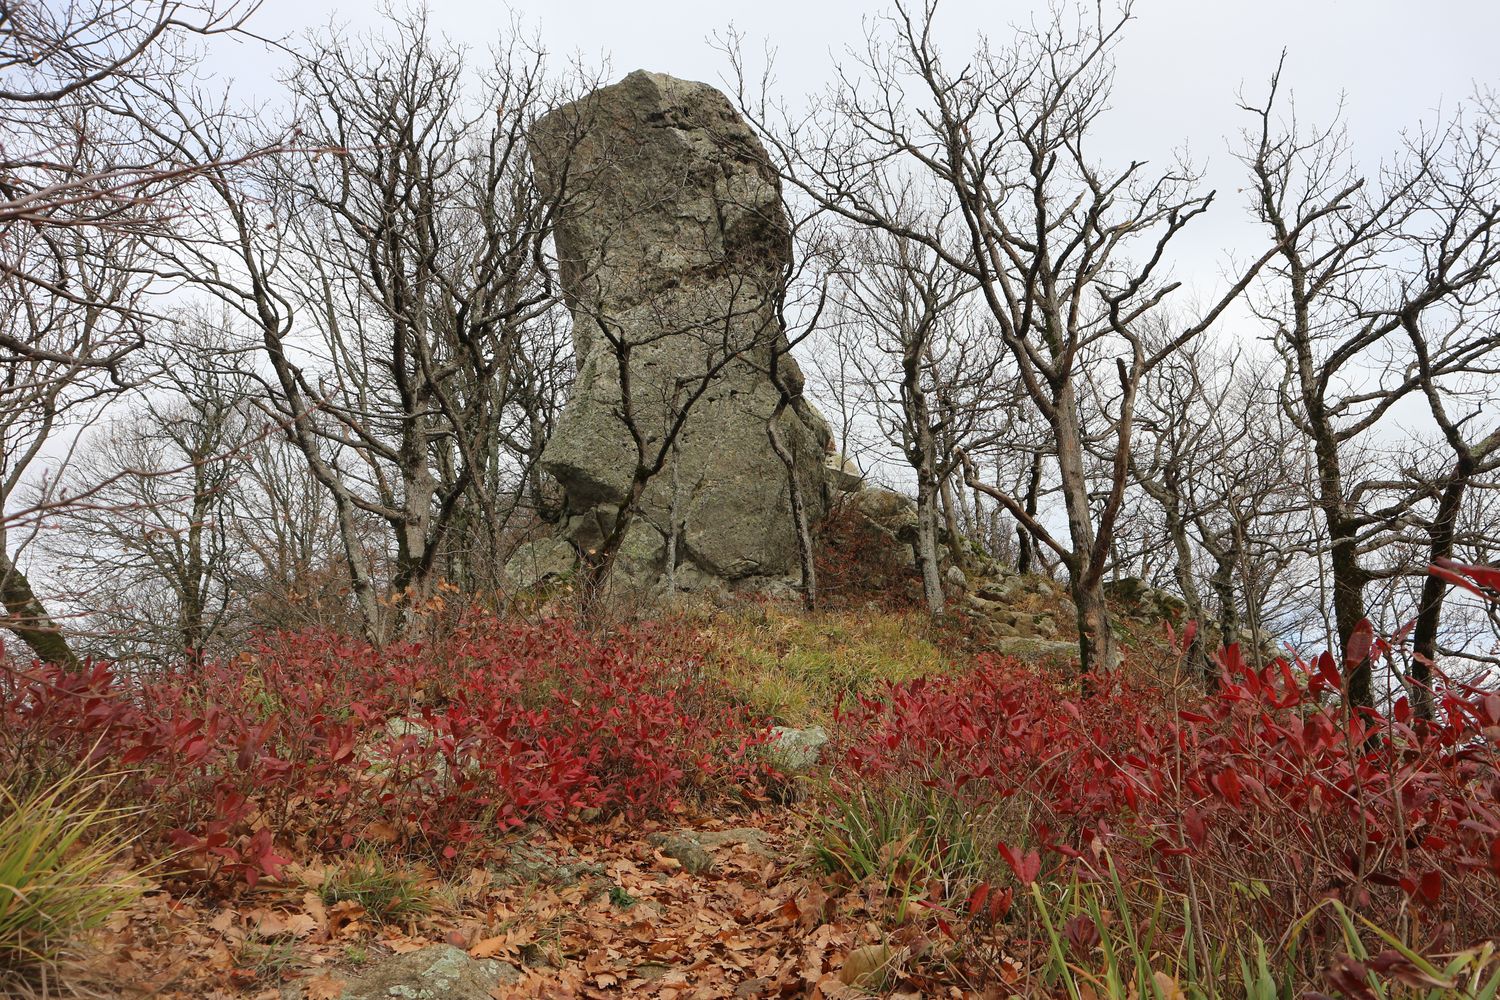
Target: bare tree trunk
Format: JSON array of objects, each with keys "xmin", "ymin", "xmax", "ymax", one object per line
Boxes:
[
  {"xmin": 1163, "ymin": 502, "xmax": 1212, "ymax": 682},
  {"xmin": 1053, "ymin": 388, "xmax": 1120, "ymax": 674},
  {"xmin": 767, "ymin": 404, "xmax": 817, "ymax": 612},
  {"xmin": 938, "ymin": 471, "xmax": 967, "ymax": 572},
  {"xmin": 664, "ymin": 441, "xmax": 683, "ymax": 596},
  {"xmin": 1328, "ymin": 526, "xmax": 1373, "ymax": 708},
  {"xmin": 1017, "ymin": 451, "xmax": 1043, "ymax": 574},
  {"xmin": 181, "ymin": 484, "xmax": 212, "ymax": 664},
  {"xmin": 1207, "ymin": 539, "xmax": 1241, "ymax": 686},
  {"xmin": 1409, "ymin": 471, "xmax": 1467, "ymax": 718},
  {"xmin": 1074, "ymin": 585, "xmax": 1115, "ymax": 684},
  {"xmin": 0, "ymin": 548, "xmax": 78, "ymax": 667},
  {"xmin": 914, "ymin": 469, "xmax": 947, "ymax": 616}
]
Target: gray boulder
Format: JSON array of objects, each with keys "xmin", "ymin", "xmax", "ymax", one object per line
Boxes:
[
  {"xmin": 528, "ymin": 71, "xmax": 831, "ymax": 593},
  {"xmin": 648, "ymin": 832, "xmax": 716, "ymax": 875},
  {"xmin": 1104, "ymin": 576, "xmax": 1189, "ymax": 619},
  {"xmin": 846, "ymin": 487, "xmax": 920, "ymax": 544},
  {"xmin": 765, "ymin": 724, "xmax": 830, "ymax": 774},
  {"xmin": 825, "ymin": 453, "xmax": 864, "ymax": 493}
]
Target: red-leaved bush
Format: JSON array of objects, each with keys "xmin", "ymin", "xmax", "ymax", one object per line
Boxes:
[
  {"xmin": 832, "ymin": 607, "xmax": 1500, "ymax": 951},
  {"xmin": 0, "ymin": 617, "xmax": 771, "ymax": 888}
]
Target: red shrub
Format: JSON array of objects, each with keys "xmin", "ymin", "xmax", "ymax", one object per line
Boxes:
[
  {"xmin": 832, "ymin": 624, "xmax": 1500, "ymax": 949},
  {"xmin": 0, "ymin": 617, "xmax": 771, "ymax": 887}
]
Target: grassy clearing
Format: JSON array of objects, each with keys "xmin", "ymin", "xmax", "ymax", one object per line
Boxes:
[{"xmin": 704, "ymin": 605, "xmax": 952, "ymax": 724}]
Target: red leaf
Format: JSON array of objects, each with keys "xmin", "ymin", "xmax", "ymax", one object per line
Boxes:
[
  {"xmin": 1344, "ymin": 619, "xmax": 1375, "ymax": 671},
  {"xmin": 997, "ymin": 842, "xmax": 1041, "ymax": 885},
  {"xmin": 1418, "ymin": 870, "xmax": 1441, "ymax": 905},
  {"xmin": 1430, "ymin": 559, "xmax": 1500, "ymax": 596},
  {"xmin": 1183, "ymin": 807, "xmax": 1208, "ymax": 849},
  {"xmin": 1212, "ymin": 769, "xmax": 1243, "ymax": 808}
]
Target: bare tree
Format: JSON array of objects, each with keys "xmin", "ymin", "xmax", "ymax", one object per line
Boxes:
[
  {"xmin": 40, "ymin": 314, "xmax": 261, "ymax": 669},
  {"xmin": 833, "ymin": 222, "xmax": 1005, "ymax": 615},
  {"xmin": 1243, "ymin": 64, "xmax": 1500, "ymax": 708},
  {"xmin": 764, "ymin": 212, "xmax": 844, "ymax": 611},
  {"xmin": 1127, "ymin": 329, "xmax": 1320, "ymax": 680},
  {"xmin": 152, "ymin": 14, "xmax": 580, "ymax": 639},
  {"xmin": 230, "ymin": 427, "xmax": 353, "ymax": 633},
  {"xmin": 1403, "ymin": 303, "xmax": 1500, "ymax": 715},
  {"xmin": 0, "ymin": 0, "xmax": 254, "ymax": 663},
  {"xmin": 731, "ymin": 2, "xmax": 1332, "ymax": 675}
]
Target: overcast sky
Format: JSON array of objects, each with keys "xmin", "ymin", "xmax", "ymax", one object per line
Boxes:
[{"xmin": 213, "ymin": 0, "xmax": 1500, "ymax": 306}]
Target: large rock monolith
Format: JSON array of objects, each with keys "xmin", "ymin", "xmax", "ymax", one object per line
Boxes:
[{"xmin": 525, "ymin": 70, "xmax": 831, "ymax": 595}]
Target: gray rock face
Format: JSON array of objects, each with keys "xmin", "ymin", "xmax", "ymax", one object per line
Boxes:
[
  {"xmin": 528, "ymin": 70, "xmax": 831, "ymax": 594},
  {"xmin": 1105, "ymin": 576, "xmax": 1189, "ymax": 619},
  {"xmin": 503, "ymin": 537, "xmax": 578, "ymax": 590}
]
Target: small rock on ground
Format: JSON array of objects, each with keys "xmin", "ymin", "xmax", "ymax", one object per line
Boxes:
[
  {"xmin": 285, "ymin": 945, "xmax": 519, "ymax": 1000},
  {"xmin": 648, "ymin": 833, "xmax": 716, "ymax": 875},
  {"xmin": 765, "ymin": 725, "xmax": 829, "ymax": 774}
]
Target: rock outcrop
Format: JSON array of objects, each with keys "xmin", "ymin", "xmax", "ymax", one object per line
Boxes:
[{"xmin": 525, "ymin": 71, "xmax": 831, "ymax": 595}]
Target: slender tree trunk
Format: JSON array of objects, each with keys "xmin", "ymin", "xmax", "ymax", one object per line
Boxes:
[
  {"xmin": 902, "ymin": 351, "xmax": 946, "ymax": 615},
  {"xmin": 1305, "ymin": 392, "xmax": 1375, "ymax": 709},
  {"xmin": 938, "ymin": 471, "xmax": 966, "ymax": 572},
  {"xmin": 1052, "ymin": 386, "xmax": 1120, "ymax": 675},
  {"xmin": 1164, "ymin": 503, "xmax": 1212, "ymax": 683},
  {"xmin": 1207, "ymin": 539, "xmax": 1240, "ymax": 688},
  {"xmin": 1017, "ymin": 451, "xmax": 1043, "ymax": 574},
  {"xmin": 767, "ymin": 404, "xmax": 817, "ymax": 612},
  {"xmin": 914, "ymin": 473, "xmax": 946, "ymax": 616},
  {"xmin": 1327, "ymin": 521, "xmax": 1373, "ymax": 709},
  {"xmin": 181, "ymin": 484, "xmax": 211, "ymax": 665},
  {"xmin": 1409, "ymin": 468, "xmax": 1469, "ymax": 719},
  {"xmin": 664, "ymin": 441, "xmax": 683, "ymax": 596},
  {"xmin": 333, "ymin": 495, "xmax": 385, "ymax": 644}
]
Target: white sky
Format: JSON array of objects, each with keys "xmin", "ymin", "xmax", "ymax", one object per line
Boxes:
[{"xmin": 212, "ymin": 0, "xmax": 1500, "ymax": 304}]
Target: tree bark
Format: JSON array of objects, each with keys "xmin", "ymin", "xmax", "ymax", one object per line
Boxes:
[
  {"xmin": 914, "ymin": 474, "xmax": 947, "ymax": 616},
  {"xmin": 1327, "ymin": 523, "xmax": 1373, "ymax": 708},
  {"xmin": 1016, "ymin": 451, "xmax": 1043, "ymax": 575},
  {"xmin": 0, "ymin": 548, "xmax": 79, "ymax": 667},
  {"xmin": 1409, "ymin": 470, "xmax": 1468, "ymax": 719},
  {"xmin": 1052, "ymin": 385, "xmax": 1120, "ymax": 675},
  {"xmin": 1207, "ymin": 539, "xmax": 1241, "ymax": 688},
  {"xmin": 767, "ymin": 403, "xmax": 818, "ymax": 612}
]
